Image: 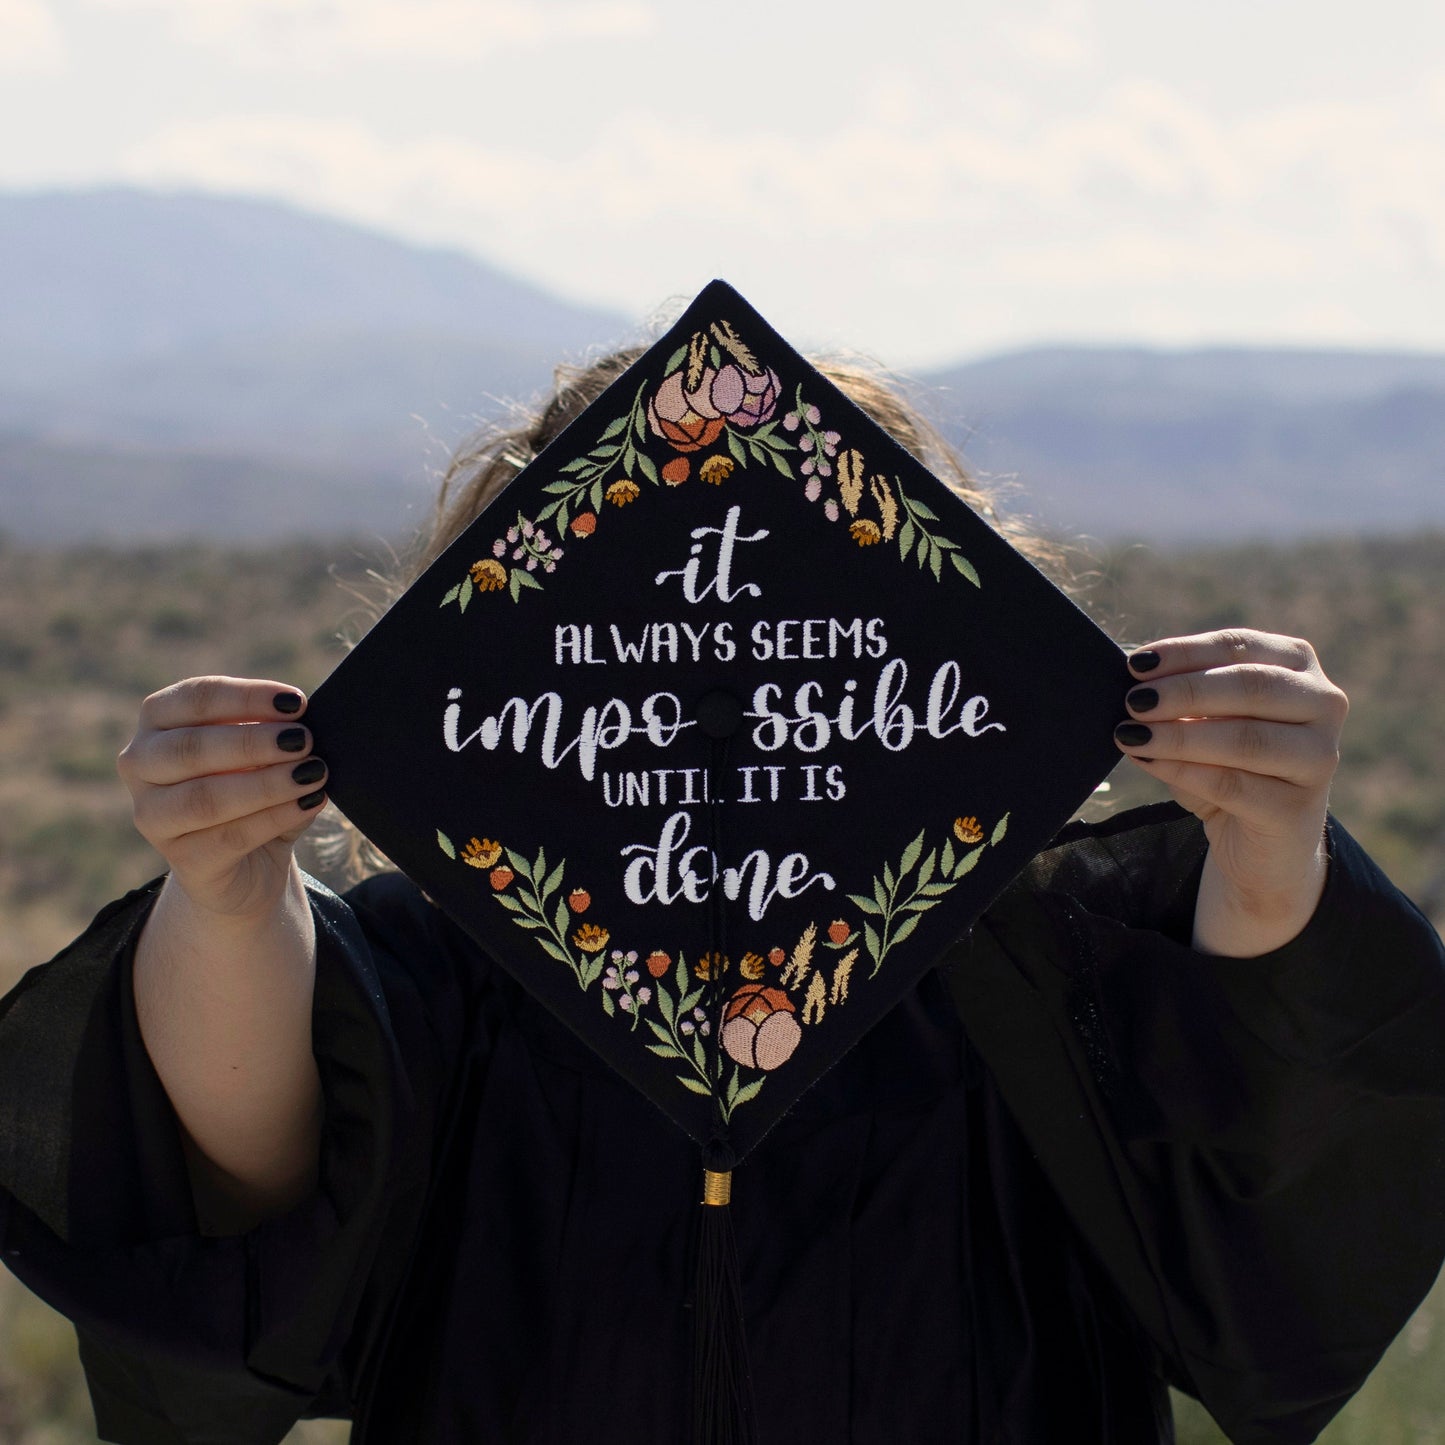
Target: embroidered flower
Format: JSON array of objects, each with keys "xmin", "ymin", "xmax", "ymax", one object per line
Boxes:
[
  {"xmin": 462, "ymin": 837, "xmax": 502, "ymax": 869},
  {"xmin": 739, "ymin": 952, "xmax": 767, "ymax": 981},
  {"xmin": 709, "ymin": 364, "xmax": 780, "ymax": 428},
  {"xmin": 491, "ymin": 539, "xmax": 507, "ymax": 558},
  {"xmin": 803, "ymin": 477, "xmax": 822, "ymax": 503},
  {"xmin": 850, "ymin": 519, "xmax": 882, "ymax": 547},
  {"xmin": 568, "ymin": 888, "xmax": 592, "ymax": 913},
  {"xmin": 645, "ymin": 949, "xmax": 671, "ymax": 978},
  {"xmin": 574, "ymin": 923, "xmax": 610, "ymax": 953},
  {"xmin": 827, "ymin": 920, "xmax": 850, "ymax": 946},
  {"xmin": 767, "ymin": 947, "xmax": 786, "ymax": 967},
  {"xmin": 470, "ymin": 558, "xmax": 507, "ymax": 591},
  {"xmin": 662, "ymin": 456, "xmax": 691, "ymax": 485},
  {"xmin": 699, "ymin": 455, "xmax": 735, "ymax": 486},
  {"xmin": 695, "ymin": 952, "xmax": 730, "ymax": 981},
  {"xmin": 954, "ymin": 816, "xmax": 984, "ymax": 845},
  {"xmin": 647, "ymin": 370, "xmax": 726, "ymax": 453},
  {"xmin": 679, "ymin": 1006, "xmax": 712, "ymax": 1037},
  {"xmin": 721, "ymin": 985, "xmax": 801, "ymax": 1071},
  {"xmin": 824, "ymin": 500, "xmax": 840, "ymax": 522},
  {"xmin": 570, "ymin": 511, "xmax": 598, "ymax": 537},
  {"xmin": 489, "ymin": 865, "xmax": 514, "ymax": 890},
  {"xmin": 606, "ymin": 479, "xmax": 640, "ymax": 506}
]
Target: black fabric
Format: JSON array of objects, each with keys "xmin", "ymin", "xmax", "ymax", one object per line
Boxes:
[{"xmin": 2, "ymin": 803, "xmax": 1443, "ymax": 1444}]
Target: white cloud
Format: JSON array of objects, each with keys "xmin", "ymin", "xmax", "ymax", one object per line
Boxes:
[
  {"xmin": 85, "ymin": 0, "xmax": 652, "ymax": 65},
  {"xmin": 0, "ymin": 0, "xmax": 65, "ymax": 71},
  {"xmin": 115, "ymin": 62, "xmax": 1445, "ymax": 360}
]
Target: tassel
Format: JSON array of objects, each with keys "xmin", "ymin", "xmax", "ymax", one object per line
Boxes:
[{"xmin": 691, "ymin": 1142, "xmax": 756, "ymax": 1445}]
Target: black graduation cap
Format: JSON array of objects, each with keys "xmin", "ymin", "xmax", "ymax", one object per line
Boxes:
[
  {"xmin": 309, "ymin": 278, "xmax": 1126, "ymax": 1159},
  {"xmin": 305, "ymin": 280, "xmax": 1127, "ymax": 1435}
]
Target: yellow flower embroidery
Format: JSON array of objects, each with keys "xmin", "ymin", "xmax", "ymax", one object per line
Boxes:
[
  {"xmin": 470, "ymin": 559, "xmax": 507, "ymax": 591},
  {"xmin": 573, "ymin": 922, "xmax": 611, "ymax": 953},
  {"xmin": 954, "ymin": 816, "xmax": 984, "ymax": 845},
  {"xmin": 462, "ymin": 837, "xmax": 503, "ymax": 869}
]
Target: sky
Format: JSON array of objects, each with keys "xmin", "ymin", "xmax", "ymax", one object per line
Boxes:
[{"xmin": 2, "ymin": 0, "xmax": 1443, "ymax": 367}]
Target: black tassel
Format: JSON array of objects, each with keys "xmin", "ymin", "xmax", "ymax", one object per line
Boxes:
[{"xmin": 691, "ymin": 1142, "xmax": 756, "ymax": 1445}]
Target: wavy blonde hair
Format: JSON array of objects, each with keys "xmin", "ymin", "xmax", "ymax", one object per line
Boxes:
[{"xmin": 315, "ymin": 347, "xmax": 1063, "ymax": 883}]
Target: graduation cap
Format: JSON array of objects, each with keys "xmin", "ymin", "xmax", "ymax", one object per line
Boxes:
[{"xmin": 306, "ymin": 280, "xmax": 1127, "ymax": 1440}]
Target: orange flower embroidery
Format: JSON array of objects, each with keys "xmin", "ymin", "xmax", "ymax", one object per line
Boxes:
[
  {"xmin": 739, "ymin": 951, "xmax": 766, "ymax": 981},
  {"xmin": 699, "ymin": 456, "xmax": 735, "ymax": 485},
  {"xmin": 661, "ymin": 457, "xmax": 691, "ymax": 485},
  {"xmin": 954, "ymin": 816, "xmax": 984, "ymax": 845},
  {"xmin": 569, "ymin": 511, "xmax": 598, "ymax": 537},
  {"xmin": 695, "ymin": 951, "xmax": 730, "ymax": 981},
  {"xmin": 606, "ymin": 479, "xmax": 640, "ymax": 506},
  {"xmin": 470, "ymin": 558, "xmax": 507, "ymax": 590},
  {"xmin": 462, "ymin": 837, "xmax": 503, "ymax": 869},
  {"xmin": 849, "ymin": 519, "xmax": 882, "ymax": 547},
  {"xmin": 573, "ymin": 923, "xmax": 610, "ymax": 953}
]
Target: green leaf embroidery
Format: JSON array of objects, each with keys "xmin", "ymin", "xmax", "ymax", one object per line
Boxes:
[
  {"xmin": 436, "ymin": 830, "xmax": 456, "ymax": 859},
  {"xmin": 458, "ymin": 576, "xmax": 474, "ymax": 612},
  {"xmin": 991, "ymin": 812, "xmax": 1010, "ymax": 846},
  {"xmin": 647, "ymin": 1043, "xmax": 684, "ymax": 1060},
  {"xmin": 951, "ymin": 552, "xmax": 981, "ymax": 587},
  {"xmin": 663, "ymin": 344, "xmax": 688, "ymax": 375},
  {"xmin": 680, "ymin": 1077, "xmax": 712, "ymax": 1097},
  {"xmin": 600, "ymin": 415, "xmax": 628, "ymax": 440},
  {"xmin": 954, "ymin": 845, "xmax": 983, "ymax": 879},
  {"xmin": 440, "ymin": 584, "xmax": 460, "ymax": 607},
  {"xmin": 899, "ymin": 829, "xmax": 925, "ymax": 877}
]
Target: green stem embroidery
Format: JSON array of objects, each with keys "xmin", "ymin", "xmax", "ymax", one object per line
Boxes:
[{"xmin": 848, "ymin": 813, "xmax": 1009, "ymax": 976}]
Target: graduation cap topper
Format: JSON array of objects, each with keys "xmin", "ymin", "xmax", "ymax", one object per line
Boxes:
[{"xmin": 307, "ymin": 280, "xmax": 1128, "ymax": 1163}]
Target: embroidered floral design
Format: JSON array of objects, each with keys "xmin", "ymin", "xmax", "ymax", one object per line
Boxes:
[
  {"xmin": 437, "ymin": 810, "xmax": 1012, "ymax": 1114},
  {"xmin": 469, "ymin": 559, "xmax": 507, "ymax": 592},
  {"xmin": 574, "ymin": 922, "xmax": 610, "ymax": 953},
  {"xmin": 601, "ymin": 951, "xmax": 652, "ymax": 1027},
  {"xmin": 462, "ymin": 837, "xmax": 502, "ymax": 869},
  {"xmin": 848, "ymin": 812, "xmax": 1011, "ymax": 976},
  {"xmin": 437, "ymin": 314, "xmax": 979, "ymax": 609},
  {"xmin": 722, "ymin": 985, "xmax": 801, "ymax": 1071},
  {"xmin": 699, "ymin": 455, "xmax": 735, "ymax": 485}
]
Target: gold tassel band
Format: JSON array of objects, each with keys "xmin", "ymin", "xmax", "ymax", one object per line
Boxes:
[{"xmin": 701, "ymin": 1168, "xmax": 732, "ymax": 1207}]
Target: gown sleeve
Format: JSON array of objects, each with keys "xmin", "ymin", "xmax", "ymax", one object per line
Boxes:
[
  {"xmin": 0, "ymin": 870, "xmax": 468, "ymax": 1445},
  {"xmin": 946, "ymin": 800, "xmax": 1445, "ymax": 1445}
]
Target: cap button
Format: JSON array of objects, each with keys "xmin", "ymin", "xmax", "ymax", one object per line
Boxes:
[{"xmin": 695, "ymin": 689, "xmax": 744, "ymax": 740}]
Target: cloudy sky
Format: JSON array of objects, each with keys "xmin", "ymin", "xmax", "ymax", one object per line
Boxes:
[{"xmin": 3, "ymin": 0, "xmax": 1443, "ymax": 365}]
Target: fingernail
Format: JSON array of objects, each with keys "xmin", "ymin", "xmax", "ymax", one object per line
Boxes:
[
  {"xmin": 297, "ymin": 789, "xmax": 327, "ymax": 811},
  {"xmin": 273, "ymin": 691, "xmax": 303, "ymax": 715},
  {"xmin": 1126, "ymin": 686, "xmax": 1158, "ymax": 714},
  {"xmin": 1115, "ymin": 722, "xmax": 1153, "ymax": 748},
  {"xmin": 1128, "ymin": 650, "xmax": 1161, "ymax": 673},
  {"xmin": 291, "ymin": 758, "xmax": 326, "ymax": 786},
  {"xmin": 278, "ymin": 727, "xmax": 307, "ymax": 753}
]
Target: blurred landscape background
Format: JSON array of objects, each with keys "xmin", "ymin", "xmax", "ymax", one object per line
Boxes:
[{"xmin": 2, "ymin": 189, "xmax": 1443, "ymax": 1443}]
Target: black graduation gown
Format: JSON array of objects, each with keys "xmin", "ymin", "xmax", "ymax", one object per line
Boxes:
[{"xmin": 2, "ymin": 802, "xmax": 1443, "ymax": 1445}]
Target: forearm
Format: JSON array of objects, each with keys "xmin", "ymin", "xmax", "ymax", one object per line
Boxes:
[{"xmin": 133, "ymin": 865, "xmax": 322, "ymax": 1231}]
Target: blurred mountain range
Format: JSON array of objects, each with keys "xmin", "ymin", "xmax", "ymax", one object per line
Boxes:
[{"xmin": 3, "ymin": 188, "xmax": 1443, "ymax": 542}]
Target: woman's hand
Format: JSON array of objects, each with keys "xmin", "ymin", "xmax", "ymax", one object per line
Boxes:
[
  {"xmin": 117, "ymin": 676, "xmax": 328, "ymax": 921},
  {"xmin": 1113, "ymin": 630, "xmax": 1349, "ymax": 958}
]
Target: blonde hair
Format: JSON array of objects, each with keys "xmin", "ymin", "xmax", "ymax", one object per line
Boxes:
[{"xmin": 314, "ymin": 347, "xmax": 1063, "ymax": 884}]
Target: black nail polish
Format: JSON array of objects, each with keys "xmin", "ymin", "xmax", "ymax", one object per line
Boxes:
[
  {"xmin": 278, "ymin": 727, "xmax": 307, "ymax": 753},
  {"xmin": 1129, "ymin": 649, "xmax": 1161, "ymax": 673},
  {"xmin": 297, "ymin": 789, "xmax": 327, "ymax": 811},
  {"xmin": 291, "ymin": 758, "xmax": 326, "ymax": 786},
  {"xmin": 1126, "ymin": 686, "xmax": 1158, "ymax": 714},
  {"xmin": 1115, "ymin": 722, "xmax": 1153, "ymax": 748},
  {"xmin": 273, "ymin": 691, "xmax": 303, "ymax": 715}
]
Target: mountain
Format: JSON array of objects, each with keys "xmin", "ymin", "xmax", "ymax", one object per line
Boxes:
[
  {"xmin": 923, "ymin": 348, "xmax": 1445, "ymax": 539},
  {"xmin": 2, "ymin": 187, "xmax": 1443, "ymax": 543},
  {"xmin": 0, "ymin": 189, "xmax": 631, "ymax": 538}
]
